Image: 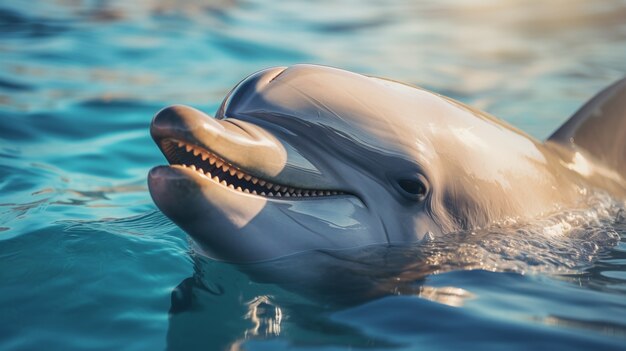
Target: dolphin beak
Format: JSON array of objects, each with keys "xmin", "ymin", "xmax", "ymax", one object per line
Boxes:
[{"xmin": 150, "ymin": 104, "xmax": 288, "ymax": 180}]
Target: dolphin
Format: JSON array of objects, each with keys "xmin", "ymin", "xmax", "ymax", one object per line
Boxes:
[{"xmin": 148, "ymin": 64, "xmax": 626, "ymax": 263}]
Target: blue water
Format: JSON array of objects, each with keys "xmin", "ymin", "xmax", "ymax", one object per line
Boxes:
[{"xmin": 1, "ymin": 1, "xmax": 626, "ymax": 350}]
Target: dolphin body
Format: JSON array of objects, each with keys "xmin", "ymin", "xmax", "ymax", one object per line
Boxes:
[{"xmin": 148, "ymin": 65, "xmax": 626, "ymax": 264}]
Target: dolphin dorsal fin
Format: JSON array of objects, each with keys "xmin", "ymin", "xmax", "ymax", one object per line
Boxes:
[{"xmin": 547, "ymin": 78, "xmax": 626, "ymax": 176}]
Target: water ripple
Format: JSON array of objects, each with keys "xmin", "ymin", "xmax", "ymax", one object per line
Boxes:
[{"xmin": 60, "ymin": 210, "xmax": 179, "ymax": 239}]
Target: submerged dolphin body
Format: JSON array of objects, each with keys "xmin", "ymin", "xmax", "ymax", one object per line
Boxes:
[{"xmin": 148, "ymin": 65, "xmax": 626, "ymax": 263}]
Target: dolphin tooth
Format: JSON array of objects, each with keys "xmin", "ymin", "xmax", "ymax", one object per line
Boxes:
[
  {"xmin": 251, "ymin": 178, "xmax": 259, "ymax": 184},
  {"xmin": 331, "ymin": 191, "xmax": 337, "ymax": 195},
  {"xmin": 252, "ymin": 190, "xmax": 257, "ymax": 195},
  {"xmin": 185, "ymin": 145, "xmax": 192, "ymax": 152},
  {"xmin": 198, "ymin": 168, "xmax": 204, "ymax": 174},
  {"xmin": 205, "ymin": 171, "xmax": 212, "ymax": 177},
  {"xmin": 229, "ymin": 168, "xmax": 236, "ymax": 176},
  {"xmin": 216, "ymin": 160, "xmax": 223, "ymax": 168},
  {"xmin": 267, "ymin": 192, "xmax": 274, "ymax": 197},
  {"xmin": 201, "ymin": 153, "xmax": 208, "ymax": 161},
  {"xmin": 259, "ymin": 180, "xmax": 266, "ymax": 186},
  {"xmin": 303, "ymin": 193, "xmax": 309, "ymax": 197},
  {"xmin": 236, "ymin": 171, "xmax": 244, "ymax": 179},
  {"xmin": 325, "ymin": 191, "xmax": 331, "ymax": 196},
  {"xmin": 244, "ymin": 175, "xmax": 252, "ymax": 181},
  {"xmin": 280, "ymin": 186, "xmax": 288, "ymax": 192},
  {"xmin": 177, "ymin": 141, "xmax": 184, "ymax": 148},
  {"xmin": 220, "ymin": 180, "xmax": 228, "ymax": 186},
  {"xmin": 236, "ymin": 186, "xmax": 242, "ymax": 192},
  {"xmin": 295, "ymin": 189, "xmax": 302, "ymax": 195},
  {"xmin": 190, "ymin": 165, "xmax": 196, "ymax": 171},
  {"xmin": 284, "ymin": 192, "xmax": 290, "ymax": 197},
  {"xmin": 261, "ymin": 192, "xmax": 266, "ymax": 196},
  {"xmin": 275, "ymin": 192, "xmax": 282, "ymax": 197},
  {"xmin": 193, "ymin": 148, "xmax": 200, "ymax": 156},
  {"xmin": 228, "ymin": 184, "xmax": 234, "ymax": 189},
  {"xmin": 222, "ymin": 164, "xmax": 229, "ymax": 172},
  {"xmin": 266, "ymin": 183, "xmax": 273, "ymax": 189},
  {"xmin": 243, "ymin": 188, "xmax": 250, "ymax": 193},
  {"xmin": 288, "ymin": 187, "xmax": 295, "ymax": 193},
  {"xmin": 212, "ymin": 176, "xmax": 219, "ymax": 182},
  {"xmin": 209, "ymin": 157, "xmax": 216, "ymax": 165},
  {"xmin": 273, "ymin": 185, "xmax": 280, "ymax": 191}
]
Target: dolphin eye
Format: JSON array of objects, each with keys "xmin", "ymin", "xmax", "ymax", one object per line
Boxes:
[{"xmin": 396, "ymin": 175, "xmax": 429, "ymax": 201}]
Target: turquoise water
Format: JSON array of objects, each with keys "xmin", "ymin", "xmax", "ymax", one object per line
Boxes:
[{"xmin": 1, "ymin": 1, "xmax": 626, "ymax": 350}]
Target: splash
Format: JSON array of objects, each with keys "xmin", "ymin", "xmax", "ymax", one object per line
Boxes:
[{"xmin": 423, "ymin": 192, "xmax": 623, "ymax": 275}]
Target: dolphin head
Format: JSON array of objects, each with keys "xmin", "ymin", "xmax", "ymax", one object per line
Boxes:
[{"xmin": 149, "ymin": 65, "xmax": 452, "ymax": 263}]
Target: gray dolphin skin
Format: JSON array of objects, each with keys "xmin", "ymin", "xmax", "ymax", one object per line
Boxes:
[{"xmin": 148, "ymin": 64, "xmax": 626, "ymax": 263}]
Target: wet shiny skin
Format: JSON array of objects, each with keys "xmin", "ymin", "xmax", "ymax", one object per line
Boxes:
[
  {"xmin": 1, "ymin": 1, "xmax": 626, "ymax": 350},
  {"xmin": 149, "ymin": 64, "xmax": 623, "ymax": 263}
]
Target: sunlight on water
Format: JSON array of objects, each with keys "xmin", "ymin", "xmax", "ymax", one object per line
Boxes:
[{"xmin": 1, "ymin": 0, "xmax": 625, "ymax": 350}]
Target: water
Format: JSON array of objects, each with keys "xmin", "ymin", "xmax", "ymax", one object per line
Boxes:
[{"xmin": 1, "ymin": 0, "xmax": 626, "ymax": 350}]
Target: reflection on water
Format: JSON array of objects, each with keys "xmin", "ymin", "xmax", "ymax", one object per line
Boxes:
[
  {"xmin": 1, "ymin": 0, "xmax": 625, "ymax": 350},
  {"xmin": 244, "ymin": 296, "xmax": 283, "ymax": 337},
  {"xmin": 541, "ymin": 315, "xmax": 626, "ymax": 339},
  {"xmin": 417, "ymin": 286, "xmax": 475, "ymax": 308}
]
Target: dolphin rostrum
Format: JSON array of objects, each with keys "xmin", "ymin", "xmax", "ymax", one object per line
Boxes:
[{"xmin": 148, "ymin": 65, "xmax": 626, "ymax": 263}]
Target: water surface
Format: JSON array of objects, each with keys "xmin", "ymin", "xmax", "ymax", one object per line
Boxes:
[{"xmin": 1, "ymin": 1, "xmax": 626, "ymax": 350}]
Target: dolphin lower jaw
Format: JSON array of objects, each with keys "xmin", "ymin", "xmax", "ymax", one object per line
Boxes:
[
  {"xmin": 148, "ymin": 165, "xmax": 265, "ymax": 221},
  {"xmin": 148, "ymin": 165, "xmax": 382, "ymax": 262}
]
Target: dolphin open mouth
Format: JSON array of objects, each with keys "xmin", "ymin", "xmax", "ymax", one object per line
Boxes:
[{"xmin": 158, "ymin": 138, "xmax": 346, "ymax": 198}]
